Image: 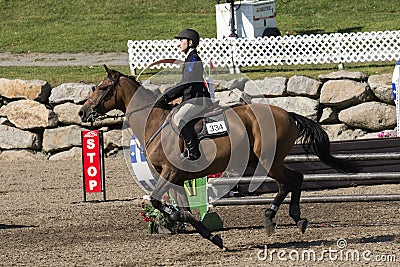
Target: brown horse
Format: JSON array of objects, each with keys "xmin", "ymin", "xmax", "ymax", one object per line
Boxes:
[{"xmin": 79, "ymin": 65, "xmax": 361, "ymax": 249}]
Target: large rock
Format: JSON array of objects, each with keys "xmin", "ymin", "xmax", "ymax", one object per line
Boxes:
[
  {"xmin": 338, "ymin": 102, "xmax": 396, "ymax": 131},
  {"xmin": 0, "ymin": 125, "xmax": 41, "ymax": 149},
  {"xmin": 322, "ymin": 124, "xmax": 366, "ymax": 141},
  {"xmin": 287, "ymin": 75, "xmax": 321, "ymax": 98},
  {"xmin": 103, "ymin": 129, "xmax": 125, "ymax": 151},
  {"xmin": 49, "ymin": 83, "xmax": 93, "ymax": 104},
  {"xmin": 318, "ymin": 70, "xmax": 368, "ymax": 82},
  {"xmin": 320, "ymin": 80, "xmax": 374, "ymax": 108},
  {"xmin": 213, "ymin": 78, "xmax": 249, "ymax": 92},
  {"xmin": 49, "ymin": 147, "xmax": 82, "ymax": 160},
  {"xmin": 252, "ymin": 96, "xmax": 319, "ymax": 120},
  {"xmin": 226, "ymin": 77, "xmax": 249, "ymax": 91},
  {"xmin": 244, "ymin": 77, "xmax": 287, "ymax": 97},
  {"xmin": 368, "ymin": 73, "xmax": 394, "ymax": 104},
  {"xmin": 53, "ymin": 102, "xmax": 83, "ymax": 125},
  {"xmin": 0, "ymin": 78, "xmax": 51, "ymax": 103},
  {"xmin": 42, "ymin": 125, "xmax": 85, "ymax": 152},
  {"xmin": 0, "ymin": 99, "xmax": 58, "ymax": 129},
  {"xmin": 215, "ymin": 89, "xmax": 251, "ymax": 106}
]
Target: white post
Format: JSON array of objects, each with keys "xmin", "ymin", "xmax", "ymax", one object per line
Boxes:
[
  {"xmin": 205, "ymin": 59, "xmax": 216, "ymax": 103},
  {"xmin": 392, "ymin": 59, "xmax": 400, "ymax": 137},
  {"xmin": 206, "ymin": 76, "xmax": 216, "ymax": 103}
]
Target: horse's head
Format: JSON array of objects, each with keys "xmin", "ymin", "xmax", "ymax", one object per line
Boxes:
[{"xmin": 79, "ymin": 65, "xmax": 129, "ymax": 122}]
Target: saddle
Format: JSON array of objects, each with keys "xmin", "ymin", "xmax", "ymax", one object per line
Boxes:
[
  {"xmin": 144, "ymin": 102, "xmax": 229, "ymax": 151},
  {"xmin": 171, "ymin": 102, "xmax": 229, "ymax": 140}
]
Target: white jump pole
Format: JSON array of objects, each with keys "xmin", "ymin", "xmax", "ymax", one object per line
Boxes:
[{"xmin": 392, "ymin": 59, "xmax": 400, "ymax": 137}]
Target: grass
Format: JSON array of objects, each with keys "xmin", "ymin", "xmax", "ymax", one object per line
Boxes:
[
  {"xmin": 0, "ymin": 65, "xmax": 131, "ymax": 87},
  {"xmin": 1, "ymin": 0, "xmax": 398, "ymax": 53},
  {"xmin": 276, "ymin": 0, "xmax": 399, "ymax": 35},
  {"xmin": 0, "ymin": 0, "xmax": 216, "ymax": 53},
  {"xmin": 0, "ymin": 0, "xmax": 399, "ymax": 85}
]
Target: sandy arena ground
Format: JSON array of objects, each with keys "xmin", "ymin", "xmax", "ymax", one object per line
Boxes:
[{"xmin": 0, "ymin": 158, "xmax": 399, "ymax": 266}]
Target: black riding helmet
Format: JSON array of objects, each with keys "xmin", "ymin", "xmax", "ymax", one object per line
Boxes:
[{"xmin": 174, "ymin": 29, "xmax": 200, "ymax": 48}]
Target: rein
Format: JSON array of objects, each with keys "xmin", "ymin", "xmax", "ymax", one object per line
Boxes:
[
  {"xmin": 95, "ymin": 101, "xmax": 157, "ymax": 121},
  {"xmin": 136, "ymin": 58, "xmax": 184, "ymax": 80},
  {"xmin": 124, "ymin": 101, "xmax": 157, "ymax": 119},
  {"xmin": 91, "ymin": 83, "xmax": 167, "ymax": 156},
  {"xmin": 92, "ymin": 72, "xmax": 157, "ymax": 121},
  {"xmin": 91, "ymin": 61, "xmax": 183, "ymax": 155}
]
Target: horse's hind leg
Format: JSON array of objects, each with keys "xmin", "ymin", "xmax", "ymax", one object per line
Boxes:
[
  {"xmin": 286, "ymin": 168, "xmax": 308, "ymax": 234},
  {"xmin": 264, "ymin": 182, "xmax": 289, "ymax": 236},
  {"xmin": 264, "ymin": 167, "xmax": 308, "ymax": 235}
]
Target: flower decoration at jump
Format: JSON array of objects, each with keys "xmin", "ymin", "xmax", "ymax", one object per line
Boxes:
[
  {"xmin": 377, "ymin": 130, "xmax": 393, "ymax": 138},
  {"xmin": 140, "ymin": 194, "xmax": 186, "ymax": 234},
  {"xmin": 207, "ymin": 172, "xmax": 224, "ymax": 179}
]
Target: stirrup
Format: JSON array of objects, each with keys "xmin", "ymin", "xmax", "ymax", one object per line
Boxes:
[{"xmin": 180, "ymin": 148, "xmax": 200, "ymax": 161}]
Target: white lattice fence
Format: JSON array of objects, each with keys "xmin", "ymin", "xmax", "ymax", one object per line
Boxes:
[{"xmin": 128, "ymin": 30, "xmax": 400, "ymax": 74}]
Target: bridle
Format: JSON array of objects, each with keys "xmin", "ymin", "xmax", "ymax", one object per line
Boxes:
[
  {"xmin": 85, "ymin": 68, "xmax": 180, "ymax": 155},
  {"xmin": 88, "ymin": 76, "xmax": 119, "ymax": 114},
  {"xmin": 87, "ymin": 74, "xmax": 157, "ymax": 122},
  {"xmin": 86, "ymin": 73, "xmax": 170, "ymax": 155}
]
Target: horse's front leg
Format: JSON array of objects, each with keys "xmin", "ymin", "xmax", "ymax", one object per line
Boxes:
[
  {"xmin": 168, "ymin": 185, "xmax": 191, "ymax": 218},
  {"xmin": 169, "ymin": 185, "xmax": 224, "ymax": 249},
  {"xmin": 150, "ymin": 172, "xmax": 181, "ymax": 222}
]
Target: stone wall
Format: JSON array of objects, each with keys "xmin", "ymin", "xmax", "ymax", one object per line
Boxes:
[{"xmin": 0, "ymin": 70, "xmax": 396, "ymax": 160}]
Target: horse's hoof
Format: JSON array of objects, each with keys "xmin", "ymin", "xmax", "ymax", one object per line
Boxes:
[
  {"xmin": 264, "ymin": 218, "xmax": 276, "ymax": 236},
  {"xmin": 297, "ymin": 218, "xmax": 308, "ymax": 234},
  {"xmin": 210, "ymin": 234, "xmax": 224, "ymax": 249},
  {"xmin": 169, "ymin": 211, "xmax": 181, "ymax": 222}
]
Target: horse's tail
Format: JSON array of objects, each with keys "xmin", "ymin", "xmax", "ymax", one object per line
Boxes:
[{"xmin": 289, "ymin": 112, "xmax": 362, "ymax": 173}]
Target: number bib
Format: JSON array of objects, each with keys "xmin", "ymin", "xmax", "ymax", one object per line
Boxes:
[{"xmin": 206, "ymin": 121, "xmax": 227, "ymax": 134}]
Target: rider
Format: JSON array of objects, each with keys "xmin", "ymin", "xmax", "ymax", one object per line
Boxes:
[{"xmin": 155, "ymin": 29, "xmax": 211, "ymax": 160}]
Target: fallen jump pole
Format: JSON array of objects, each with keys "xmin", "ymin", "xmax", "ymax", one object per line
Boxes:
[
  {"xmin": 210, "ymin": 194, "xmax": 400, "ymax": 206},
  {"xmin": 285, "ymin": 152, "xmax": 400, "ymax": 162},
  {"xmin": 208, "ymin": 172, "xmax": 400, "ymax": 185},
  {"xmin": 207, "ymin": 147, "xmax": 400, "ymax": 210}
]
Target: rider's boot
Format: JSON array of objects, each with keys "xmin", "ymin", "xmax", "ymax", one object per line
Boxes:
[{"xmin": 180, "ymin": 125, "xmax": 200, "ymax": 160}]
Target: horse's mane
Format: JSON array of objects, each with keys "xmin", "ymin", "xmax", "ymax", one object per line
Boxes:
[
  {"xmin": 117, "ymin": 72, "xmax": 179, "ymax": 115},
  {"xmin": 120, "ymin": 73, "xmax": 157, "ymax": 101},
  {"xmin": 127, "ymin": 75, "xmax": 142, "ymax": 88},
  {"xmin": 107, "ymin": 69, "xmax": 177, "ymax": 113}
]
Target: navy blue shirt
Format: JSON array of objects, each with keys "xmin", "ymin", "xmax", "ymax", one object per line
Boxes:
[{"xmin": 164, "ymin": 49, "xmax": 210, "ymax": 102}]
